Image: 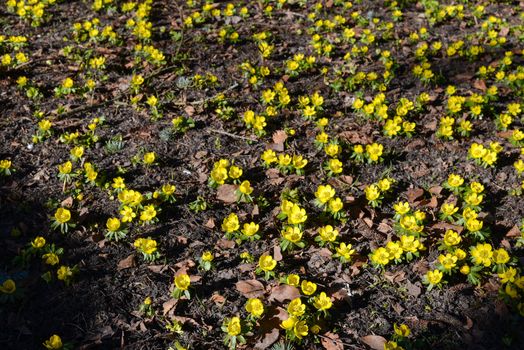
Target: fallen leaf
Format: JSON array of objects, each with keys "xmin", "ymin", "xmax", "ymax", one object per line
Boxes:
[
  {"xmin": 217, "ymin": 184, "xmax": 238, "ymax": 203},
  {"xmin": 210, "ymin": 293, "xmax": 226, "ymax": 305},
  {"xmin": 506, "ymin": 225, "xmax": 521, "ymax": 238},
  {"xmin": 406, "ymin": 280, "xmax": 422, "ymax": 297},
  {"xmin": 254, "ymin": 328, "xmax": 279, "ymax": 350},
  {"xmin": 216, "ymin": 239, "xmax": 236, "ymax": 249},
  {"xmin": 61, "ymin": 196, "xmax": 74, "ymax": 208},
  {"xmin": 117, "ymin": 254, "xmax": 135, "ymax": 270},
  {"xmin": 361, "ymin": 335, "xmax": 387, "ymax": 350},
  {"xmin": 321, "ymin": 332, "xmax": 344, "ymax": 350},
  {"xmin": 272, "ymin": 130, "xmax": 288, "ymax": 149},
  {"xmin": 162, "ymin": 299, "xmax": 178, "ymax": 316},
  {"xmin": 384, "ymin": 270, "xmax": 406, "ymax": 284},
  {"xmin": 236, "ymin": 280, "xmax": 265, "ymax": 298},
  {"xmin": 273, "ymin": 245, "xmax": 283, "ymax": 262},
  {"xmin": 406, "ymin": 187, "xmax": 424, "ymax": 204},
  {"xmin": 268, "ymin": 285, "xmax": 300, "ymax": 303},
  {"xmin": 204, "ymin": 218, "xmax": 215, "ymax": 229},
  {"xmin": 147, "ymin": 265, "xmax": 169, "ymax": 274},
  {"xmin": 473, "ymin": 79, "xmax": 486, "ymax": 91},
  {"xmin": 184, "ymin": 105, "xmax": 195, "ymax": 116}
]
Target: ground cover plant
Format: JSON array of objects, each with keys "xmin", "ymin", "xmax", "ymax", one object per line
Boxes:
[{"xmin": 0, "ymin": 0, "xmax": 524, "ymax": 349}]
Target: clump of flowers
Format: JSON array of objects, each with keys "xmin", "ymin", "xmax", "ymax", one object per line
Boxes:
[
  {"xmin": 364, "ymin": 178, "xmax": 395, "ymax": 208},
  {"xmin": 209, "ymin": 159, "xmax": 243, "ymax": 188},
  {"xmin": 133, "ymin": 237, "xmax": 159, "ymax": 262}
]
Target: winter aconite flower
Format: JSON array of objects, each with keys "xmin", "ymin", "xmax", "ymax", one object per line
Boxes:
[
  {"xmin": 43, "ymin": 335, "xmax": 63, "ymax": 349},
  {"xmin": 173, "ymin": 273, "xmax": 191, "ymax": 299},
  {"xmin": 257, "ymin": 254, "xmax": 277, "ymax": 280},
  {"xmin": 301, "ymin": 280, "xmax": 317, "ymax": 296},
  {"xmin": 245, "ymin": 298, "xmax": 264, "ymax": 318},
  {"xmin": 424, "ymin": 269, "xmax": 443, "ymax": 290},
  {"xmin": 0, "ymin": 279, "xmax": 16, "ymax": 294},
  {"xmin": 313, "ymin": 292, "xmax": 332, "ymax": 311}
]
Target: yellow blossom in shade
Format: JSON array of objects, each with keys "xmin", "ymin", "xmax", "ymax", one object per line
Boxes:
[
  {"xmin": 239, "ymin": 180, "xmax": 253, "ymax": 195},
  {"xmin": 470, "ymin": 182, "xmax": 484, "ymax": 193},
  {"xmin": 384, "ymin": 340, "xmax": 404, "ymax": 350},
  {"xmin": 462, "ymin": 207, "xmax": 478, "ymax": 221},
  {"xmin": 278, "ymin": 154, "xmax": 292, "ymax": 166},
  {"xmin": 426, "ymin": 269, "xmax": 443, "ymax": 285},
  {"xmin": 315, "ymin": 184, "xmax": 336, "ymax": 204},
  {"xmin": 43, "ymin": 253, "xmax": 59, "ymax": 265},
  {"xmin": 505, "ymin": 284, "xmax": 519, "ymax": 299},
  {"xmin": 112, "ymin": 177, "xmax": 126, "ymax": 190},
  {"xmin": 301, "ymin": 280, "xmax": 317, "ymax": 295},
  {"xmin": 371, "ymin": 247, "xmax": 390, "ymax": 265},
  {"xmin": 286, "ymin": 274, "xmax": 300, "ymax": 287},
  {"xmin": 438, "ymin": 253, "xmax": 458, "ymax": 270},
  {"xmin": 466, "ymin": 218, "xmax": 483, "ymax": 232},
  {"xmin": 43, "ymin": 335, "xmax": 63, "ymax": 349},
  {"xmin": 174, "ymin": 274, "xmax": 191, "ymax": 291},
  {"xmin": 377, "ymin": 178, "xmax": 392, "ymax": 191},
  {"xmin": 386, "ymin": 241, "xmax": 403, "ymax": 260},
  {"xmin": 328, "ymin": 158, "xmax": 343, "ymax": 174},
  {"xmin": 120, "ymin": 206, "xmax": 136, "ymax": 223},
  {"xmin": 70, "ymin": 146, "xmax": 84, "ymax": 159},
  {"xmin": 242, "ymin": 222, "xmax": 259, "ymax": 237},
  {"xmin": 245, "ymin": 298, "xmax": 264, "ymax": 317},
  {"xmin": 258, "ymin": 255, "xmax": 277, "ymax": 272},
  {"xmin": 492, "ymin": 248, "xmax": 510, "ymax": 264},
  {"xmin": 443, "ymin": 230, "xmax": 461, "ymax": 246},
  {"xmin": 393, "ymin": 202, "xmax": 410, "ymax": 215},
  {"xmin": 293, "ymin": 320, "xmax": 308, "ymax": 339},
  {"xmin": 226, "ymin": 317, "xmax": 242, "ymax": 336},
  {"xmin": 324, "ymin": 143, "xmax": 341, "ymax": 157},
  {"xmin": 228, "ymin": 165, "xmax": 243, "ymax": 179},
  {"xmin": 31, "ymin": 236, "xmax": 46, "ymax": 249},
  {"xmin": 202, "ymin": 251, "xmax": 214, "ymax": 262},
  {"xmin": 222, "ymin": 213, "xmax": 240, "ymax": 233},
  {"xmin": 292, "ymin": 155, "xmax": 308, "ymax": 169},
  {"xmin": 280, "ymin": 316, "xmax": 298, "ymax": 330},
  {"xmin": 394, "ymin": 323, "xmax": 411, "ymax": 337},
  {"xmin": 261, "ymin": 149, "xmax": 277, "ymax": 164},
  {"xmin": 470, "ymin": 243, "xmax": 493, "ymax": 267},
  {"xmin": 328, "ymin": 197, "xmax": 343, "ymax": 213},
  {"xmin": 57, "ymin": 266, "xmax": 73, "ymax": 281},
  {"xmin": 211, "ymin": 166, "xmax": 228, "ymax": 184},
  {"xmin": 366, "ymin": 143, "xmax": 383, "ymax": 161},
  {"xmin": 460, "ymin": 265, "xmax": 470, "ymax": 275},
  {"xmin": 400, "ymin": 235, "xmax": 421, "ymax": 253},
  {"xmin": 288, "ymin": 204, "xmax": 307, "ymax": 225},
  {"xmin": 58, "ymin": 161, "xmax": 72, "ymax": 174},
  {"xmin": 287, "ymin": 298, "xmax": 306, "ymax": 317},
  {"xmin": 365, "ymin": 184, "xmax": 380, "ymax": 201},
  {"xmin": 282, "ymin": 226, "xmax": 303, "ymax": 243},
  {"xmin": 143, "ymin": 297, "xmax": 152, "ymax": 305},
  {"xmin": 454, "ymin": 248, "xmax": 467, "ymax": 260},
  {"xmin": 313, "ymin": 292, "xmax": 332, "ymax": 311},
  {"xmin": 498, "ymin": 267, "xmax": 517, "ymax": 284},
  {"xmin": 106, "ymin": 218, "xmax": 121, "ymax": 232},
  {"xmin": 441, "ymin": 203, "xmax": 458, "ymax": 216},
  {"xmin": 0, "ymin": 279, "xmax": 16, "ymax": 294},
  {"xmin": 465, "ymin": 193, "xmax": 483, "ymax": 206},
  {"xmin": 133, "ymin": 238, "xmax": 157, "ymax": 255},
  {"xmin": 140, "ymin": 205, "xmax": 157, "ymax": 222},
  {"xmin": 318, "ymin": 225, "xmax": 338, "ymax": 243},
  {"xmin": 54, "ymin": 208, "xmax": 71, "ymax": 224},
  {"xmin": 143, "ymin": 152, "xmax": 155, "ymax": 164},
  {"xmin": 447, "ymin": 174, "xmax": 464, "ymax": 187}
]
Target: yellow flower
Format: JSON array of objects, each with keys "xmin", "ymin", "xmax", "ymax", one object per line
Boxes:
[
  {"xmin": 301, "ymin": 280, "xmax": 317, "ymax": 295},
  {"xmin": 394, "ymin": 323, "xmax": 411, "ymax": 337},
  {"xmin": 261, "ymin": 149, "xmax": 277, "ymax": 164},
  {"xmin": 378, "ymin": 178, "xmax": 392, "ymax": 191},
  {"xmin": 31, "ymin": 236, "xmax": 46, "ymax": 249},
  {"xmin": 245, "ymin": 298, "xmax": 264, "ymax": 317},
  {"xmin": 58, "ymin": 161, "xmax": 72, "ymax": 174},
  {"xmin": 174, "ymin": 274, "xmax": 191, "ymax": 291},
  {"xmin": 43, "ymin": 253, "xmax": 59, "ymax": 265},
  {"xmin": 328, "ymin": 197, "xmax": 343, "ymax": 213},
  {"xmin": 443, "ymin": 230, "xmax": 461, "ymax": 246},
  {"xmin": 211, "ymin": 166, "xmax": 228, "ymax": 184},
  {"xmin": 54, "ymin": 208, "xmax": 71, "ymax": 224},
  {"xmin": 258, "ymin": 255, "xmax": 277, "ymax": 272},
  {"xmin": 366, "ymin": 143, "xmax": 383, "ymax": 162},
  {"xmin": 226, "ymin": 317, "xmax": 242, "ymax": 336},
  {"xmin": 364, "ymin": 184, "xmax": 380, "ymax": 201},
  {"xmin": 143, "ymin": 152, "xmax": 156, "ymax": 164},
  {"xmin": 222, "ymin": 213, "xmax": 240, "ymax": 233},
  {"xmin": 441, "ymin": 203, "xmax": 458, "ymax": 216},
  {"xmin": 133, "ymin": 238, "xmax": 157, "ymax": 255},
  {"xmin": 447, "ymin": 173, "xmax": 464, "ymax": 187},
  {"xmin": 282, "ymin": 226, "xmax": 303, "ymax": 243},
  {"xmin": 202, "ymin": 251, "xmax": 214, "ymax": 262},
  {"xmin": 400, "ymin": 235, "xmax": 421, "ymax": 253},
  {"xmin": 438, "ymin": 253, "xmax": 458, "ymax": 270},
  {"xmin": 286, "ymin": 274, "xmax": 300, "ymax": 287},
  {"xmin": 70, "ymin": 146, "xmax": 84, "ymax": 159},
  {"xmin": 466, "ymin": 218, "xmax": 483, "ymax": 232},
  {"xmin": 287, "ymin": 298, "xmax": 305, "ymax": 317},
  {"xmin": 385, "ymin": 241, "xmax": 403, "ymax": 260},
  {"xmin": 470, "ymin": 243, "xmax": 493, "ymax": 267},
  {"xmin": 57, "ymin": 265, "xmax": 73, "ymax": 281},
  {"xmin": 228, "ymin": 165, "xmax": 243, "ymax": 179},
  {"xmin": 315, "ymin": 184, "xmax": 336, "ymax": 204},
  {"xmin": 313, "ymin": 292, "xmax": 332, "ymax": 311},
  {"xmin": 120, "ymin": 206, "xmax": 136, "ymax": 223},
  {"xmin": 0, "ymin": 279, "xmax": 16, "ymax": 294},
  {"xmin": 280, "ymin": 316, "xmax": 297, "ymax": 330},
  {"xmin": 140, "ymin": 205, "xmax": 157, "ymax": 222},
  {"xmin": 426, "ymin": 269, "xmax": 443, "ymax": 285},
  {"xmin": 239, "ymin": 180, "xmax": 253, "ymax": 195},
  {"xmin": 371, "ymin": 247, "xmax": 390, "ymax": 265},
  {"xmin": 328, "ymin": 158, "xmax": 343, "ymax": 174},
  {"xmin": 292, "ymin": 155, "xmax": 308, "ymax": 169},
  {"xmin": 498, "ymin": 267, "xmax": 517, "ymax": 284},
  {"xmin": 318, "ymin": 225, "xmax": 338, "ymax": 243},
  {"xmin": 393, "ymin": 202, "xmax": 410, "ymax": 215},
  {"xmin": 242, "ymin": 222, "xmax": 259, "ymax": 237},
  {"xmin": 293, "ymin": 320, "xmax": 308, "ymax": 339},
  {"xmin": 43, "ymin": 334, "xmax": 63, "ymax": 349},
  {"xmin": 288, "ymin": 204, "xmax": 307, "ymax": 225},
  {"xmin": 492, "ymin": 248, "xmax": 510, "ymax": 264},
  {"xmin": 106, "ymin": 218, "xmax": 121, "ymax": 232},
  {"xmin": 384, "ymin": 341, "xmax": 404, "ymax": 350}
]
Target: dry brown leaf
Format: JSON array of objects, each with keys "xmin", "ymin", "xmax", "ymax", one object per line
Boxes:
[
  {"xmin": 147, "ymin": 265, "xmax": 169, "ymax": 274},
  {"xmin": 204, "ymin": 218, "xmax": 215, "ymax": 229},
  {"xmin": 272, "ymin": 130, "xmax": 288, "ymax": 148},
  {"xmin": 506, "ymin": 225, "xmax": 521, "ymax": 238},
  {"xmin": 236, "ymin": 280, "xmax": 265, "ymax": 298},
  {"xmin": 254, "ymin": 328, "xmax": 279, "ymax": 350},
  {"xmin": 216, "ymin": 239, "xmax": 236, "ymax": 250},
  {"xmin": 321, "ymin": 332, "xmax": 344, "ymax": 350},
  {"xmin": 384, "ymin": 270, "xmax": 406, "ymax": 284},
  {"xmin": 273, "ymin": 245, "xmax": 283, "ymax": 262},
  {"xmin": 162, "ymin": 299, "xmax": 178, "ymax": 316},
  {"xmin": 406, "ymin": 187, "xmax": 424, "ymax": 204},
  {"xmin": 61, "ymin": 196, "xmax": 74, "ymax": 208},
  {"xmin": 217, "ymin": 184, "xmax": 238, "ymax": 203},
  {"xmin": 117, "ymin": 254, "xmax": 135, "ymax": 270},
  {"xmin": 268, "ymin": 285, "xmax": 300, "ymax": 303},
  {"xmin": 210, "ymin": 293, "xmax": 226, "ymax": 305},
  {"xmin": 361, "ymin": 335, "xmax": 387, "ymax": 350}
]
